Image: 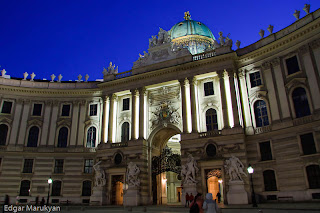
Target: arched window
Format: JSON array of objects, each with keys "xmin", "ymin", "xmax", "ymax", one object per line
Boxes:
[
  {"xmin": 0, "ymin": 124, "xmax": 8, "ymax": 145},
  {"xmin": 206, "ymin": 109, "xmax": 218, "ymax": 131},
  {"xmin": 254, "ymin": 100, "xmax": 269, "ymax": 127},
  {"xmin": 306, "ymin": 165, "xmax": 320, "ymax": 189},
  {"xmin": 19, "ymin": 180, "xmax": 30, "ymax": 196},
  {"xmin": 27, "ymin": 126, "xmax": 39, "ymax": 147},
  {"xmin": 121, "ymin": 122, "xmax": 130, "ymax": 142},
  {"xmin": 82, "ymin": 180, "xmax": 92, "ymax": 196},
  {"xmin": 57, "ymin": 127, "xmax": 68, "ymax": 148},
  {"xmin": 86, "ymin": 127, "xmax": 96, "ymax": 148},
  {"xmin": 51, "ymin": 180, "xmax": 62, "ymax": 196},
  {"xmin": 263, "ymin": 170, "xmax": 277, "ymax": 191},
  {"xmin": 292, "ymin": 87, "xmax": 311, "ymax": 118}
]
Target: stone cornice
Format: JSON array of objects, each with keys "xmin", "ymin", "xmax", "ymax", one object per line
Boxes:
[
  {"xmin": 237, "ymin": 18, "xmax": 320, "ymax": 65},
  {"xmin": 97, "ymin": 52, "xmax": 237, "ymax": 90},
  {"xmin": 0, "ymin": 85, "xmax": 101, "ymax": 96}
]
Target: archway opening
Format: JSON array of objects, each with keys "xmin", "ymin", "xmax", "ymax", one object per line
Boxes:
[
  {"xmin": 150, "ymin": 127, "xmax": 181, "ymax": 205},
  {"xmin": 206, "ymin": 169, "xmax": 224, "ymax": 203}
]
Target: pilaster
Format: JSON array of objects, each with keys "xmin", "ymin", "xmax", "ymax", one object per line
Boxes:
[
  {"xmin": 188, "ymin": 77, "xmax": 199, "ymax": 133},
  {"xmin": 218, "ymin": 71, "xmax": 230, "ymax": 129},
  {"xmin": 179, "ymin": 78, "xmax": 189, "ymax": 133},
  {"xmin": 131, "ymin": 89, "xmax": 139, "ymax": 140},
  {"xmin": 9, "ymin": 99, "xmax": 23, "ymax": 145},
  {"xmin": 138, "ymin": 87, "xmax": 146, "ymax": 139}
]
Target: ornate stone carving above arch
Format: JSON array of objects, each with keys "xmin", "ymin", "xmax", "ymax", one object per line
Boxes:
[
  {"xmin": 27, "ymin": 118, "xmax": 43, "ymax": 127},
  {"xmin": 249, "ymin": 90, "xmax": 268, "ymax": 104},
  {"xmin": 0, "ymin": 116, "xmax": 13, "ymax": 125},
  {"xmin": 285, "ymin": 77, "xmax": 307, "ymax": 91},
  {"xmin": 56, "ymin": 118, "xmax": 71, "ymax": 128}
]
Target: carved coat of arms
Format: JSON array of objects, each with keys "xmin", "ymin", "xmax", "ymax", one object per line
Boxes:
[{"xmin": 151, "ymin": 100, "xmax": 180, "ymax": 129}]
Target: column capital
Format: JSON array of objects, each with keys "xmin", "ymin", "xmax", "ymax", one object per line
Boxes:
[
  {"xmin": 188, "ymin": 76, "xmax": 197, "ymax": 86},
  {"xmin": 179, "ymin": 78, "xmax": 189, "ymax": 86},
  {"xmin": 238, "ymin": 69, "xmax": 246, "ymax": 79},
  {"xmin": 130, "ymin": 88, "xmax": 139, "ymax": 96},
  {"xmin": 15, "ymin": 99, "xmax": 24, "ymax": 104},
  {"xmin": 270, "ymin": 57, "xmax": 280, "ymax": 67},
  {"xmin": 262, "ymin": 61, "xmax": 271, "ymax": 70},
  {"xmin": 138, "ymin": 87, "xmax": 147, "ymax": 95}
]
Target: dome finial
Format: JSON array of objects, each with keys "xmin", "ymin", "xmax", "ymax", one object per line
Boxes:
[{"xmin": 184, "ymin": 11, "xmax": 191, "ymax": 20}]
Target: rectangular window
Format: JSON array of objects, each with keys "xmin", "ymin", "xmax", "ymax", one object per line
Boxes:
[
  {"xmin": 89, "ymin": 104, "xmax": 97, "ymax": 116},
  {"xmin": 84, "ymin": 159, "xmax": 93, "ymax": 174},
  {"xmin": 23, "ymin": 159, "xmax": 34, "ymax": 173},
  {"xmin": 54, "ymin": 159, "xmax": 64, "ymax": 173},
  {"xmin": 1, "ymin": 101, "xmax": 13, "ymax": 114},
  {"xmin": 259, "ymin": 141, "xmax": 273, "ymax": 161},
  {"xmin": 123, "ymin": 98, "xmax": 130, "ymax": 111},
  {"xmin": 286, "ymin": 56, "xmax": 300, "ymax": 75},
  {"xmin": 249, "ymin": 71, "xmax": 262, "ymax": 88},
  {"xmin": 32, "ymin": 104, "xmax": 42, "ymax": 116},
  {"xmin": 204, "ymin": 82, "xmax": 214, "ymax": 96},
  {"xmin": 61, "ymin": 104, "xmax": 71, "ymax": 116},
  {"xmin": 300, "ymin": 133, "xmax": 316, "ymax": 155}
]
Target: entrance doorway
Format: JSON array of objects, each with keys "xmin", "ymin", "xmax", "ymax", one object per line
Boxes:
[
  {"xmin": 206, "ymin": 169, "xmax": 223, "ymax": 203},
  {"xmin": 152, "ymin": 134, "xmax": 181, "ymax": 205},
  {"xmin": 111, "ymin": 175, "xmax": 124, "ymax": 205}
]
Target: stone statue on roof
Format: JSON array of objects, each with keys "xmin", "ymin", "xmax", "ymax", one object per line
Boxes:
[{"xmin": 103, "ymin": 61, "xmax": 118, "ymax": 75}]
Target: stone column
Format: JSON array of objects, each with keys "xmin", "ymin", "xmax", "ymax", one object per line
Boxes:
[
  {"xmin": 108, "ymin": 94, "xmax": 117, "ymax": 143},
  {"xmin": 69, "ymin": 101, "xmax": 80, "ymax": 147},
  {"xmin": 227, "ymin": 69, "xmax": 240, "ymax": 127},
  {"xmin": 300, "ymin": 45, "xmax": 320, "ymax": 110},
  {"xmin": 47, "ymin": 101, "xmax": 59, "ymax": 146},
  {"xmin": 179, "ymin": 78, "xmax": 189, "ymax": 133},
  {"xmin": 138, "ymin": 87, "xmax": 146, "ymax": 139},
  {"xmin": 238, "ymin": 70, "xmax": 253, "ymax": 133},
  {"xmin": 188, "ymin": 77, "xmax": 199, "ymax": 133},
  {"xmin": 100, "ymin": 96, "xmax": 109, "ymax": 143},
  {"xmin": 17, "ymin": 100, "xmax": 31, "ymax": 146},
  {"xmin": 9, "ymin": 99, "xmax": 23, "ymax": 145},
  {"xmin": 131, "ymin": 89, "xmax": 138, "ymax": 140},
  {"xmin": 40, "ymin": 100, "xmax": 53, "ymax": 146},
  {"xmin": 218, "ymin": 71, "xmax": 230, "ymax": 129},
  {"xmin": 261, "ymin": 63, "xmax": 280, "ymax": 121},
  {"xmin": 77, "ymin": 100, "xmax": 87, "ymax": 146},
  {"xmin": 272, "ymin": 58, "xmax": 290, "ymax": 119}
]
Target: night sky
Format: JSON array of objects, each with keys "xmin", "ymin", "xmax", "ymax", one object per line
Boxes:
[{"xmin": 1, "ymin": 0, "xmax": 319, "ymax": 81}]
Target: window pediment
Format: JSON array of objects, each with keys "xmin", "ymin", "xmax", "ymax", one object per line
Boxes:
[{"xmin": 285, "ymin": 78, "xmax": 306, "ymax": 91}]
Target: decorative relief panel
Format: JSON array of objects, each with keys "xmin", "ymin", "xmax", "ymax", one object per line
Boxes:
[{"xmin": 148, "ymin": 84, "xmax": 182, "ymax": 131}]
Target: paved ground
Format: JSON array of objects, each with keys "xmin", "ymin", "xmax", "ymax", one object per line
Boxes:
[{"xmin": 2, "ymin": 203, "xmax": 320, "ymax": 213}]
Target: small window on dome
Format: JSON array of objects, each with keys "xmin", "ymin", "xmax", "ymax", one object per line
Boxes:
[
  {"xmin": 178, "ymin": 22, "xmax": 183, "ymax": 26},
  {"xmin": 197, "ymin": 22, "xmax": 202, "ymax": 25}
]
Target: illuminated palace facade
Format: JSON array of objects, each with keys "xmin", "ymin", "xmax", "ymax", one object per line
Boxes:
[{"xmin": 0, "ymin": 8, "xmax": 320, "ymax": 205}]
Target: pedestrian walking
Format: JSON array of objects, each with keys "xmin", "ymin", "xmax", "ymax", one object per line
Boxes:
[
  {"xmin": 203, "ymin": 193, "xmax": 220, "ymax": 213},
  {"xmin": 216, "ymin": 192, "xmax": 221, "ymax": 203}
]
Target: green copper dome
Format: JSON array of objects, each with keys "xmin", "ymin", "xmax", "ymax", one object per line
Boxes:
[
  {"xmin": 169, "ymin": 12, "xmax": 215, "ymax": 55},
  {"xmin": 170, "ymin": 20, "xmax": 215, "ymax": 40}
]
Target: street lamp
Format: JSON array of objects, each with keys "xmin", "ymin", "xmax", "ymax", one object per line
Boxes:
[
  {"xmin": 247, "ymin": 164, "xmax": 258, "ymax": 207},
  {"xmin": 47, "ymin": 177, "xmax": 52, "ymax": 205}
]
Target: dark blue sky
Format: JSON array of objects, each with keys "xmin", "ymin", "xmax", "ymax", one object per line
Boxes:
[{"xmin": 1, "ymin": 0, "xmax": 319, "ymax": 81}]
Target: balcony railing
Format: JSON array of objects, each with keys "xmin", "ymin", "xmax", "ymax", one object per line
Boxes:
[
  {"xmin": 111, "ymin": 142, "xmax": 128, "ymax": 148},
  {"xmin": 199, "ymin": 130, "xmax": 221, "ymax": 138},
  {"xmin": 115, "ymin": 70, "xmax": 132, "ymax": 79},
  {"xmin": 193, "ymin": 51, "xmax": 216, "ymax": 61},
  {"xmin": 254, "ymin": 125, "xmax": 271, "ymax": 134},
  {"xmin": 293, "ymin": 115, "xmax": 313, "ymax": 126}
]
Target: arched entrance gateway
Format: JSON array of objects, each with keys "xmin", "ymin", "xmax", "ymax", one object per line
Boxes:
[{"xmin": 148, "ymin": 126, "xmax": 182, "ymax": 205}]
